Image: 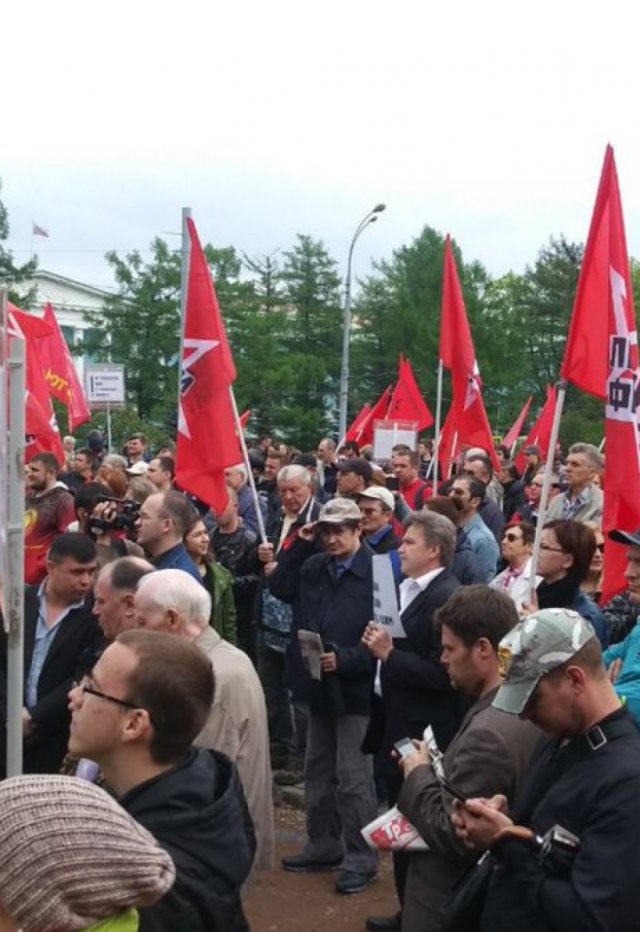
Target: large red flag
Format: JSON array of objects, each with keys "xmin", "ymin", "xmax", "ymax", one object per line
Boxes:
[
  {"xmin": 514, "ymin": 385, "xmax": 558, "ymax": 474},
  {"xmin": 439, "ymin": 236, "xmax": 498, "ymax": 468},
  {"xmin": 38, "ymin": 303, "xmax": 91, "ymax": 432},
  {"xmin": 175, "ymin": 218, "xmax": 241, "ymax": 512},
  {"xmin": 561, "ymin": 145, "xmax": 640, "ymax": 601},
  {"xmin": 345, "ymin": 403, "xmax": 372, "ymax": 443},
  {"xmin": 502, "ymin": 395, "xmax": 533, "ymax": 450},
  {"xmin": 387, "ymin": 355, "xmax": 434, "ymax": 431},
  {"xmin": 358, "ymin": 385, "xmax": 392, "ymax": 446},
  {"xmin": 7, "ymin": 304, "xmax": 64, "ymax": 463}
]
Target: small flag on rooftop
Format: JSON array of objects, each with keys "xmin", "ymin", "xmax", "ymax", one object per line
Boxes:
[{"xmin": 32, "ymin": 222, "xmax": 49, "ymax": 237}]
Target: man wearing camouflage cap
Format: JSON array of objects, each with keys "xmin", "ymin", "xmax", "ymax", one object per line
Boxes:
[
  {"xmin": 268, "ymin": 497, "xmax": 378, "ymax": 895},
  {"xmin": 453, "ymin": 607, "xmax": 640, "ymax": 932}
]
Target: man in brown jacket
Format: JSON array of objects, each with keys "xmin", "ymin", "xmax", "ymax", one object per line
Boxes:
[{"xmin": 394, "ymin": 586, "xmax": 540, "ymax": 932}]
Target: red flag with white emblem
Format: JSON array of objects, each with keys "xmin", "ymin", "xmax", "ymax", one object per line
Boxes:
[
  {"xmin": 439, "ymin": 237, "xmax": 498, "ymax": 471},
  {"xmin": 175, "ymin": 218, "xmax": 241, "ymax": 512},
  {"xmin": 561, "ymin": 145, "xmax": 640, "ymax": 602}
]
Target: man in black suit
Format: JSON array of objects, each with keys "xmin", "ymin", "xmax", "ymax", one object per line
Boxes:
[
  {"xmin": 0, "ymin": 532, "xmax": 104, "ymax": 776},
  {"xmin": 362, "ymin": 510, "xmax": 464, "ymax": 932}
]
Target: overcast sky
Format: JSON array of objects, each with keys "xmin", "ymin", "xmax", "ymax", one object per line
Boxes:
[{"xmin": 4, "ymin": 0, "xmax": 640, "ymax": 294}]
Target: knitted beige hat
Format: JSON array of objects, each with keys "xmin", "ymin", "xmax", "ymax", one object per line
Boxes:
[{"xmin": 0, "ymin": 774, "xmax": 175, "ymax": 931}]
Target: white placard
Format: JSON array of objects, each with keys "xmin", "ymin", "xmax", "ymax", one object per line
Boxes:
[
  {"xmin": 372, "ymin": 419, "xmax": 419, "ymax": 461},
  {"xmin": 85, "ymin": 364, "xmax": 126, "ymax": 406},
  {"xmin": 372, "ymin": 554, "xmax": 405, "ymax": 638}
]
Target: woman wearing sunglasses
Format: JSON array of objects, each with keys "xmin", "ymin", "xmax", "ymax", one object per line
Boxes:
[{"xmin": 490, "ymin": 522, "xmax": 540, "ymax": 613}]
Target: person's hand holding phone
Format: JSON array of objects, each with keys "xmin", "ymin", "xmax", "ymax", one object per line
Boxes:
[{"xmin": 394, "ymin": 738, "xmax": 430, "ymax": 779}]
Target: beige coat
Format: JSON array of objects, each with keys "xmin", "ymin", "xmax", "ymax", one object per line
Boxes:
[{"xmin": 194, "ymin": 627, "xmax": 274, "ymax": 876}]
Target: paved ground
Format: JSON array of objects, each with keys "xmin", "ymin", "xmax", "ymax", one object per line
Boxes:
[{"xmin": 244, "ymin": 805, "xmax": 397, "ymax": 932}]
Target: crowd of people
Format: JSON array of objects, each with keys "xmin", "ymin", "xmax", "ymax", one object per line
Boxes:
[{"xmin": 8, "ymin": 426, "xmax": 640, "ymax": 931}]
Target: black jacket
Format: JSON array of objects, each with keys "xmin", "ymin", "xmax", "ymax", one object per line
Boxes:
[
  {"xmin": 379, "ymin": 569, "xmax": 466, "ymax": 753},
  {"xmin": 482, "ymin": 708, "xmax": 640, "ymax": 932},
  {"xmin": 502, "ymin": 478, "xmax": 527, "ymax": 523},
  {"xmin": 211, "ymin": 525, "xmax": 260, "ymax": 632},
  {"xmin": 0, "ymin": 586, "xmax": 104, "ymax": 776},
  {"xmin": 268, "ymin": 538, "xmax": 375, "ymax": 715},
  {"xmin": 122, "ymin": 747, "xmax": 256, "ymax": 932}
]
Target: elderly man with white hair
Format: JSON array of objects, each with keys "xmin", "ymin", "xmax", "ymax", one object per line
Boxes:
[
  {"xmin": 224, "ymin": 464, "xmax": 268, "ymax": 536},
  {"xmin": 134, "ymin": 569, "xmax": 274, "ymax": 879}
]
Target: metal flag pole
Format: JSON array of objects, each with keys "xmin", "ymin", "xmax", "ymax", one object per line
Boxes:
[
  {"xmin": 6, "ymin": 321, "xmax": 25, "ymax": 777},
  {"xmin": 527, "ymin": 380, "xmax": 567, "ymax": 602},
  {"xmin": 432, "ymin": 359, "xmax": 443, "ymax": 495},
  {"xmin": 179, "ymin": 207, "xmax": 192, "ymax": 368},
  {"xmin": 228, "ymin": 386, "xmax": 268, "ymax": 545}
]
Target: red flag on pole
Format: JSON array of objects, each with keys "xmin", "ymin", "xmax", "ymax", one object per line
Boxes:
[
  {"xmin": 358, "ymin": 385, "xmax": 392, "ymax": 446},
  {"xmin": 560, "ymin": 145, "xmax": 640, "ymax": 601},
  {"xmin": 345, "ymin": 403, "xmax": 372, "ymax": 443},
  {"xmin": 38, "ymin": 303, "xmax": 91, "ymax": 432},
  {"xmin": 8, "ymin": 303, "xmax": 64, "ymax": 463},
  {"xmin": 439, "ymin": 236, "xmax": 498, "ymax": 469},
  {"xmin": 514, "ymin": 385, "xmax": 558, "ymax": 474},
  {"xmin": 175, "ymin": 218, "xmax": 241, "ymax": 512},
  {"xmin": 387, "ymin": 355, "xmax": 434, "ymax": 431},
  {"xmin": 238, "ymin": 409, "xmax": 251, "ymax": 431},
  {"xmin": 502, "ymin": 395, "xmax": 533, "ymax": 450}
]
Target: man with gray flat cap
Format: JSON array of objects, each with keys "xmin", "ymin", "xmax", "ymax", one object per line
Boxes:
[
  {"xmin": 268, "ymin": 497, "xmax": 378, "ymax": 896},
  {"xmin": 453, "ymin": 607, "xmax": 640, "ymax": 932}
]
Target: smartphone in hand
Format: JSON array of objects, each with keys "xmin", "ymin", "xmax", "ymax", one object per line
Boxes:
[{"xmin": 393, "ymin": 737, "xmax": 416, "ymax": 759}]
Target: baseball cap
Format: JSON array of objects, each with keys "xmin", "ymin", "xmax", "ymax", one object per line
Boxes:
[
  {"xmin": 337, "ymin": 459, "xmax": 373, "ymax": 484},
  {"xmin": 493, "ymin": 608, "xmax": 596, "ymax": 714},
  {"xmin": 357, "ymin": 486, "xmax": 394, "ymax": 510},
  {"xmin": 609, "ymin": 527, "xmax": 640, "ymax": 548},
  {"xmin": 125, "ymin": 462, "xmax": 149, "ymax": 476},
  {"xmin": 317, "ymin": 498, "xmax": 362, "ymax": 526}
]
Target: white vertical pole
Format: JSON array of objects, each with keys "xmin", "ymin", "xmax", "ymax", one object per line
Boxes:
[
  {"xmin": 229, "ymin": 387, "xmax": 267, "ymax": 545},
  {"xmin": 432, "ymin": 360, "xmax": 443, "ymax": 495},
  {"xmin": 527, "ymin": 381, "xmax": 567, "ymax": 601},
  {"xmin": 6, "ymin": 333, "xmax": 25, "ymax": 776}
]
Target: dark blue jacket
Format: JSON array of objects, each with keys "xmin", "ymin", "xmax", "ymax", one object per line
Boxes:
[
  {"xmin": 152, "ymin": 543, "xmax": 202, "ymax": 585},
  {"xmin": 268, "ymin": 538, "xmax": 375, "ymax": 716}
]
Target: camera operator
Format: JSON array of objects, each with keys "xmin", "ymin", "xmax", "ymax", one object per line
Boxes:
[{"xmin": 76, "ymin": 483, "xmax": 144, "ymax": 569}]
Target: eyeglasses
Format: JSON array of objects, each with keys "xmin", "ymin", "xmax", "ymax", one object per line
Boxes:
[
  {"xmin": 72, "ymin": 678, "xmax": 140, "ymax": 713},
  {"xmin": 503, "ymin": 532, "xmax": 522, "ymax": 542},
  {"xmin": 540, "ymin": 543, "xmax": 564, "ymax": 553}
]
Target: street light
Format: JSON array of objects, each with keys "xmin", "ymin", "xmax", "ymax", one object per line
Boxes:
[{"xmin": 338, "ymin": 203, "xmax": 386, "ymax": 439}]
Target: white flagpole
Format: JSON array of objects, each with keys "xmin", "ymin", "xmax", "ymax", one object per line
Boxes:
[
  {"xmin": 527, "ymin": 380, "xmax": 567, "ymax": 602},
  {"xmin": 432, "ymin": 359, "xmax": 443, "ymax": 495},
  {"xmin": 228, "ymin": 387, "xmax": 267, "ymax": 545}
]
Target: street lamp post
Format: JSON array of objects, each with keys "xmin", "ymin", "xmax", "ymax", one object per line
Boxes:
[{"xmin": 338, "ymin": 203, "xmax": 386, "ymax": 439}]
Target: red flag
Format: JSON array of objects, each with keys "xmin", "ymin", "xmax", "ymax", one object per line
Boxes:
[
  {"xmin": 175, "ymin": 218, "xmax": 241, "ymax": 512},
  {"xmin": 561, "ymin": 145, "xmax": 640, "ymax": 602},
  {"xmin": 439, "ymin": 235, "xmax": 498, "ymax": 468},
  {"xmin": 32, "ymin": 222, "xmax": 49, "ymax": 237},
  {"xmin": 345, "ymin": 403, "xmax": 372, "ymax": 443},
  {"xmin": 7, "ymin": 304, "xmax": 64, "ymax": 463},
  {"xmin": 514, "ymin": 385, "xmax": 557, "ymax": 474},
  {"xmin": 502, "ymin": 396, "xmax": 533, "ymax": 450},
  {"xmin": 38, "ymin": 304, "xmax": 91, "ymax": 431},
  {"xmin": 238, "ymin": 409, "xmax": 251, "ymax": 431},
  {"xmin": 387, "ymin": 355, "xmax": 434, "ymax": 431},
  {"xmin": 358, "ymin": 385, "xmax": 392, "ymax": 446}
]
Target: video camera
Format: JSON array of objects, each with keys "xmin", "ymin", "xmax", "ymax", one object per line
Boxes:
[{"xmin": 88, "ymin": 495, "xmax": 141, "ymax": 533}]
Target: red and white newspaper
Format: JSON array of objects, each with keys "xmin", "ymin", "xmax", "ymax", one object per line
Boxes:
[{"xmin": 361, "ymin": 806, "xmax": 429, "ymax": 852}]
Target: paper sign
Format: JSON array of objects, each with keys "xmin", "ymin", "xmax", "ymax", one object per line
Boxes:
[
  {"xmin": 298, "ymin": 629, "xmax": 323, "ymax": 681},
  {"xmin": 361, "ymin": 806, "xmax": 429, "ymax": 851},
  {"xmin": 372, "ymin": 554, "xmax": 405, "ymax": 638}
]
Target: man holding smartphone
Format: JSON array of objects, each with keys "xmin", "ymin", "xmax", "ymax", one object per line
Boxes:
[{"xmin": 393, "ymin": 586, "xmax": 539, "ymax": 932}]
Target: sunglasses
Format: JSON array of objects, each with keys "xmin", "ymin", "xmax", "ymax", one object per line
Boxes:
[
  {"xmin": 595, "ymin": 542, "xmax": 605, "ymax": 552},
  {"xmin": 503, "ymin": 532, "xmax": 522, "ymax": 542}
]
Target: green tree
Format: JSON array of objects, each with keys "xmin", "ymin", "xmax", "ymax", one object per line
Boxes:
[
  {"xmin": 81, "ymin": 238, "xmax": 181, "ymax": 422},
  {"xmin": 279, "ymin": 235, "xmax": 343, "ymax": 448},
  {"xmin": 0, "ymin": 179, "xmax": 38, "ymax": 305}
]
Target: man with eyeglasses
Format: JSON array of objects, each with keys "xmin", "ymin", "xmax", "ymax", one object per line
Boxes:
[
  {"xmin": 0, "ymin": 532, "xmax": 104, "ymax": 778},
  {"xmin": 546, "ymin": 443, "xmax": 603, "ymax": 524},
  {"xmin": 68, "ymin": 629, "xmax": 255, "ymax": 932},
  {"xmin": 521, "ymin": 470, "xmax": 561, "ymax": 526}
]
